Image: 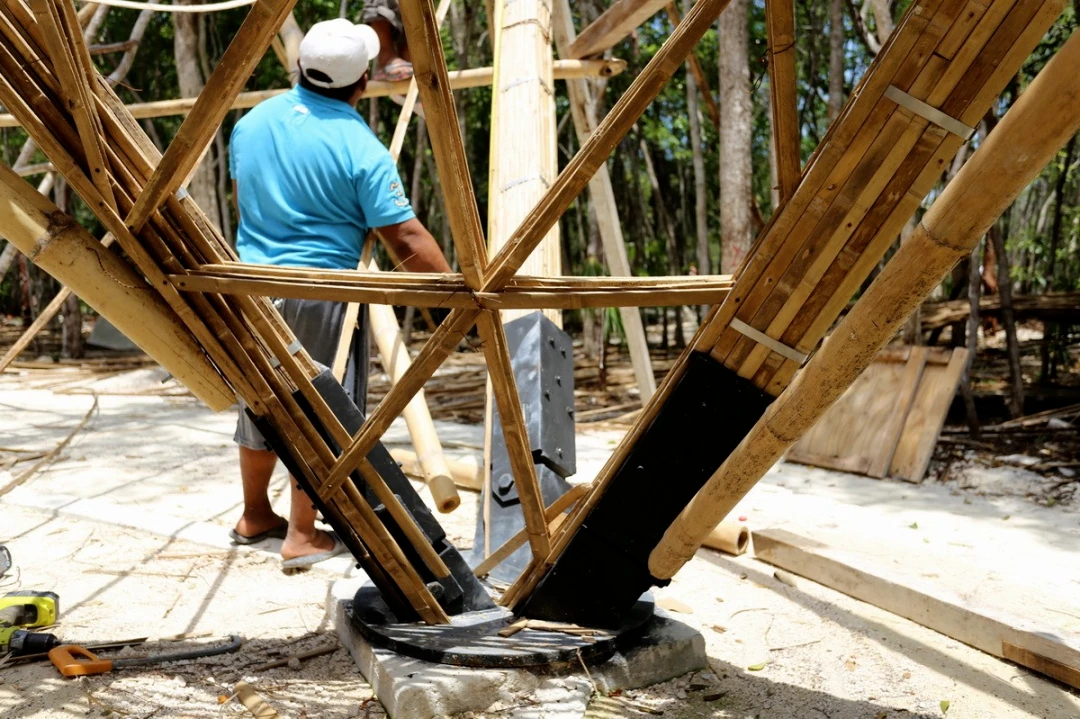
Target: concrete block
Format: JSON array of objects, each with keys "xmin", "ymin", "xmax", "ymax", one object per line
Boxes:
[{"xmin": 329, "ymin": 579, "xmax": 707, "ymax": 718}]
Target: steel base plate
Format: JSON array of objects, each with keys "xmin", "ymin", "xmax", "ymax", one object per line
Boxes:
[{"xmin": 347, "ymin": 583, "xmax": 655, "ymax": 668}]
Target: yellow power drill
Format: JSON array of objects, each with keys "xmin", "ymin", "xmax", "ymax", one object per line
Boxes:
[{"xmin": 0, "ymin": 590, "xmax": 61, "ymax": 656}]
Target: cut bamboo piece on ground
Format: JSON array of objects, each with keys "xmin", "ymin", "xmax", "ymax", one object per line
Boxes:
[{"xmin": 753, "ymin": 528, "xmax": 1080, "ymax": 690}]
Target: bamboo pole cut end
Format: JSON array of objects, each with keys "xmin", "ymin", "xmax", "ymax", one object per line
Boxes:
[{"xmin": 428, "ymin": 474, "xmax": 461, "ymax": 513}]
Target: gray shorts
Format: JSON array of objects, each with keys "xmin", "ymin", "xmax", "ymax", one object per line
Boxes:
[
  {"xmin": 361, "ymin": 0, "xmax": 402, "ymax": 34},
  {"xmin": 234, "ymin": 298, "xmax": 369, "ymax": 451}
]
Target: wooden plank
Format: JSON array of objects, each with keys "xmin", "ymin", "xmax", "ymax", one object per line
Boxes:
[
  {"xmin": 1002, "ymin": 642, "xmax": 1080, "ymax": 690},
  {"xmin": 766, "ymin": 0, "xmax": 800, "ymax": 203},
  {"xmin": 124, "ymin": 0, "xmax": 298, "ymax": 233},
  {"xmin": 784, "ymin": 353, "xmax": 923, "ymax": 477},
  {"xmin": 866, "ymin": 346, "xmax": 928, "ymax": 477},
  {"xmin": 889, "ymin": 347, "xmax": 968, "ymax": 481},
  {"xmin": 567, "ymin": 0, "xmax": 670, "ymax": 59},
  {"xmin": 753, "ymin": 529, "xmax": 1080, "ymax": 690}
]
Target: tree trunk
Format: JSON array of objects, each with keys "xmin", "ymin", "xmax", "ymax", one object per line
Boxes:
[
  {"xmin": 1040, "ymin": 134, "xmax": 1075, "ymax": 382},
  {"xmin": 54, "ymin": 178, "xmax": 83, "ymax": 359},
  {"xmin": 684, "ymin": 4, "xmax": 709, "ymax": 311},
  {"xmin": 718, "ymin": 0, "xmax": 754, "ymax": 273},
  {"xmin": 870, "ymin": 0, "xmax": 893, "ymax": 46},
  {"xmin": 174, "ymin": 0, "xmax": 222, "ymax": 230},
  {"xmin": 0, "ymin": 242, "xmax": 18, "ymax": 283},
  {"xmin": 960, "ymin": 242, "xmax": 982, "ymax": 436},
  {"xmin": 828, "ymin": 0, "xmax": 845, "ymax": 122},
  {"xmin": 989, "ymin": 222, "xmax": 1024, "ymax": 417}
]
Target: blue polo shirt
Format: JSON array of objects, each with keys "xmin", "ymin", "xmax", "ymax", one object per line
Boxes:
[{"xmin": 229, "ymin": 85, "xmax": 415, "ymax": 269}]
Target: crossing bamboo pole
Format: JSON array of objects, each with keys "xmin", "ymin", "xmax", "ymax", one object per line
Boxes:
[
  {"xmin": 320, "ymin": 0, "xmax": 732, "ymax": 499},
  {"xmin": 567, "ymin": 0, "xmax": 670, "ymax": 59},
  {"xmin": 766, "ymin": 0, "xmax": 800, "ymax": 203},
  {"xmin": 648, "ymin": 28, "xmax": 1080, "ymax": 580}
]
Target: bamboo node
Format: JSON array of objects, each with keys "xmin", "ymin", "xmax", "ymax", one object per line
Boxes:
[{"xmin": 920, "ymin": 220, "xmax": 969, "ymax": 253}]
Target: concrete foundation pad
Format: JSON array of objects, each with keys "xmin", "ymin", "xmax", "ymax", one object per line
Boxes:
[{"xmin": 329, "ymin": 577, "xmax": 707, "ymax": 718}]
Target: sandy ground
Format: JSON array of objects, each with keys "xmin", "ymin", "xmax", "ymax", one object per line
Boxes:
[{"xmin": 1, "ymin": 371, "xmax": 1079, "ymax": 718}]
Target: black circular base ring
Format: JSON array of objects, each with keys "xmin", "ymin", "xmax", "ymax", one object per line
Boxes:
[{"xmin": 347, "ymin": 583, "xmax": 655, "ymax": 668}]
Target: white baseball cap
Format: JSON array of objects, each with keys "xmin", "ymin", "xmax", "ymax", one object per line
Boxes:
[{"xmin": 299, "ymin": 19, "xmax": 381, "ymax": 89}]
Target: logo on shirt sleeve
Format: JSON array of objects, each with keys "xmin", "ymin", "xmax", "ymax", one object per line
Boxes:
[{"xmin": 389, "ymin": 180, "xmax": 410, "ymax": 208}]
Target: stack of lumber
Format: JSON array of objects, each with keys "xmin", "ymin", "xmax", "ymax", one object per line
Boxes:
[
  {"xmin": 510, "ymin": 0, "xmax": 1068, "ymax": 607},
  {"xmin": 920, "ymin": 291, "xmax": 1080, "ymax": 329},
  {"xmin": 786, "ymin": 345, "xmax": 968, "ymax": 482},
  {"xmin": 0, "ymin": 0, "xmax": 458, "ymax": 625}
]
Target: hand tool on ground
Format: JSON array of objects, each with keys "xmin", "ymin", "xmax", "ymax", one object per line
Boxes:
[
  {"xmin": 1, "ymin": 590, "xmax": 60, "ymax": 656},
  {"xmin": 49, "ymin": 634, "xmax": 242, "ymax": 677}
]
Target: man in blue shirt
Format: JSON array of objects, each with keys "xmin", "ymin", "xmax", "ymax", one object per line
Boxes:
[{"xmin": 229, "ymin": 19, "xmax": 451, "ymax": 569}]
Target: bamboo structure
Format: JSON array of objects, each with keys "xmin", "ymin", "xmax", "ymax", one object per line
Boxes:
[
  {"xmin": 0, "ymin": 60, "xmax": 627, "ymax": 128},
  {"xmin": 3, "ymin": 0, "xmax": 1072, "ymax": 632}
]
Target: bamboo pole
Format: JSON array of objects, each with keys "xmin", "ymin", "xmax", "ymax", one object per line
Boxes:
[
  {"xmin": 170, "ymin": 270, "xmax": 733, "ymax": 308},
  {"xmin": 648, "ymin": 28, "xmax": 1080, "ymax": 580},
  {"xmin": 0, "ymin": 163, "xmax": 234, "ymax": 410},
  {"xmin": 567, "ymin": 0, "xmax": 670, "ymax": 59},
  {"xmin": 0, "ymin": 60, "xmax": 628, "ymax": 128},
  {"xmin": 31, "ymin": 0, "xmax": 115, "ymax": 211},
  {"xmin": 766, "ymin": 0, "xmax": 800, "ymax": 203},
  {"xmin": 553, "ymin": 0, "xmax": 658, "ymax": 405}
]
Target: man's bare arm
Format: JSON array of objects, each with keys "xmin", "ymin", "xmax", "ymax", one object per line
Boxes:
[{"xmin": 376, "ymin": 218, "xmax": 452, "ymax": 274}]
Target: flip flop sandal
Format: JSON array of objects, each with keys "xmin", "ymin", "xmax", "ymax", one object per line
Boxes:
[
  {"xmin": 371, "ymin": 58, "xmax": 414, "ymax": 83},
  {"xmin": 228, "ymin": 520, "xmax": 288, "ymax": 545},
  {"xmin": 280, "ymin": 532, "xmax": 347, "ymax": 573}
]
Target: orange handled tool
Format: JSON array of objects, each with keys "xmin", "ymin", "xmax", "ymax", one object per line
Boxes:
[{"xmin": 49, "ymin": 634, "xmax": 242, "ymax": 677}]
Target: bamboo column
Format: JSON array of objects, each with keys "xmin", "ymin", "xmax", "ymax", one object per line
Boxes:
[
  {"xmin": 553, "ymin": 0, "xmax": 657, "ymax": 405},
  {"xmin": 648, "ymin": 28, "xmax": 1080, "ymax": 580}
]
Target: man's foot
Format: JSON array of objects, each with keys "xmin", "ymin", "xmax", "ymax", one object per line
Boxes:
[
  {"xmin": 280, "ymin": 530, "xmax": 346, "ymax": 572},
  {"xmin": 371, "ymin": 57, "xmax": 414, "ymax": 83},
  {"xmin": 231, "ymin": 514, "xmax": 288, "ymax": 545}
]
